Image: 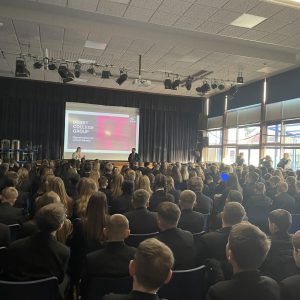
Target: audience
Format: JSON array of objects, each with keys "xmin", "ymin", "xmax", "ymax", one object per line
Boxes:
[
  {"xmin": 156, "ymin": 202, "xmax": 195, "ymax": 270},
  {"xmin": 272, "ymin": 182, "xmax": 295, "ymax": 213},
  {"xmin": 111, "ymin": 180, "xmax": 134, "ymax": 214},
  {"xmin": 0, "ymin": 222, "xmax": 10, "ymax": 246},
  {"xmin": 207, "ymin": 222, "xmax": 280, "ymax": 300}
]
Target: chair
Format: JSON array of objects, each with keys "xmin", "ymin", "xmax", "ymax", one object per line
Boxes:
[
  {"xmin": 8, "ymin": 224, "xmax": 21, "ymax": 242},
  {"xmin": 83, "ymin": 276, "xmax": 132, "ymax": 300},
  {"xmin": 0, "ymin": 277, "xmax": 59, "ymax": 300},
  {"xmin": 0, "ymin": 247, "xmax": 7, "ymax": 274},
  {"xmin": 158, "ymin": 265, "xmax": 206, "ymax": 300},
  {"xmin": 125, "ymin": 232, "xmax": 158, "ymax": 247},
  {"xmin": 193, "ymin": 231, "xmax": 206, "ymax": 244},
  {"xmin": 288, "ymin": 214, "xmax": 300, "ymax": 234}
]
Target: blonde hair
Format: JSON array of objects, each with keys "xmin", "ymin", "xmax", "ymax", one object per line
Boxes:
[
  {"xmin": 181, "ymin": 165, "xmax": 189, "ymax": 181},
  {"xmin": 76, "ymin": 178, "xmax": 98, "ymax": 218},
  {"xmin": 1, "ymin": 187, "xmax": 18, "ymax": 203},
  {"xmin": 137, "ymin": 175, "xmax": 153, "ymax": 195},
  {"xmin": 135, "ymin": 170, "xmax": 142, "ymax": 187},
  {"xmin": 111, "ymin": 174, "xmax": 124, "ymax": 199},
  {"xmin": 89, "ymin": 170, "xmax": 100, "ymax": 189}
]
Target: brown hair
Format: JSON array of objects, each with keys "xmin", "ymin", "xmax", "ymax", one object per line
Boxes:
[
  {"xmin": 35, "ymin": 191, "xmax": 61, "ymax": 212},
  {"xmin": 111, "ymin": 174, "xmax": 124, "ymax": 199},
  {"xmin": 268, "ymin": 209, "xmax": 292, "ymax": 233},
  {"xmin": 223, "ymin": 202, "xmax": 245, "ymax": 226},
  {"xmin": 293, "ymin": 230, "xmax": 300, "ymax": 250},
  {"xmin": 157, "ymin": 202, "xmax": 180, "ymax": 226},
  {"xmin": 133, "ymin": 189, "xmax": 150, "ymax": 208}
]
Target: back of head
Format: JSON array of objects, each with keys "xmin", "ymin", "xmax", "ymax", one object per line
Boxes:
[
  {"xmin": 133, "ymin": 189, "xmax": 150, "ymax": 208},
  {"xmin": 155, "ymin": 174, "xmax": 166, "ymax": 190},
  {"xmin": 228, "ymin": 222, "xmax": 270, "ymax": 270},
  {"xmin": 99, "ymin": 176, "xmax": 108, "ymax": 187},
  {"xmin": 35, "ymin": 203, "xmax": 66, "ymax": 233},
  {"xmin": 1, "ymin": 187, "xmax": 18, "ymax": 204},
  {"xmin": 105, "ymin": 214, "xmax": 130, "ymax": 241},
  {"xmin": 227, "ymin": 190, "xmax": 243, "ymax": 203},
  {"xmin": 179, "ymin": 190, "xmax": 196, "ymax": 209},
  {"xmin": 270, "ymin": 175, "xmax": 281, "ymax": 186},
  {"xmin": 268, "ymin": 209, "xmax": 292, "ymax": 234},
  {"xmin": 255, "ymin": 182, "xmax": 265, "ymax": 195},
  {"xmin": 105, "ymin": 163, "xmax": 114, "ymax": 173},
  {"xmin": 4, "ymin": 171, "xmax": 19, "ymax": 187},
  {"xmin": 278, "ymin": 181, "xmax": 288, "ymax": 193},
  {"xmin": 134, "ymin": 238, "xmax": 174, "ymax": 290},
  {"xmin": 247, "ymin": 171, "xmax": 259, "ymax": 184},
  {"xmin": 122, "ymin": 180, "xmax": 134, "ymax": 195},
  {"xmin": 293, "ymin": 231, "xmax": 300, "ymax": 267},
  {"xmin": 188, "ymin": 176, "xmax": 203, "ymax": 192},
  {"xmin": 35, "ymin": 191, "xmax": 61, "ymax": 212},
  {"xmin": 125, "ymin": 169, "xmax": 136, "ymax": 182},
  {"xmin": 286, "ymin": 176, "xmax": 296, "ymax": 186},
  {"xmin": 157, "ymin": 202, "xmax": 181, "ymax": 228},
  {"xmin": 222, "ymin": 202, "xmax": 245, "ymax": 227}
]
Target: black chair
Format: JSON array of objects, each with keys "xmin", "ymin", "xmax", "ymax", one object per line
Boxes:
[
  {"xmin": 158, "ymin": 265, "xmax": 206, "ymax": 300},
  {"xmin": 83, "ymin": 276, "xmax": 132, "ymax": 300},
  {"xmin": 8, "ymin": 224, "xmax": 21, "ymax": 242},
  {"xmin": 0, "ymin": 277, "xmax": 59, "ymax": 300},
  {"xmin": 125, "ymin": 232, "xmax": 158, "ymax": 247},
  {"xmin": 288, "ymin": 214, "xmax": 300, "ymax": 234},
  {"xmin": 0, "ymin": 247, "xmax": 7, "ymax": 274}
]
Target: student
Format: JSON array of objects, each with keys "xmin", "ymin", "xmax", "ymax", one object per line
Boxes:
[
  {"xmin": 207, "ymin": 223, "xmax": 280, "ymax": 300},
  {"xmin": 103, "ymin": 238, "xmax": 173, "ymax": 300},
  {"xmin": 280, "ymin": 230, "xmax": 300, "ymax": 300},
  {"xmin": 272, "ymin": 182, "xmax": 295, "ymax": 213},
  {"xmin": 156, "ymin": 202, "xmax": 195, "ymax": 270}
]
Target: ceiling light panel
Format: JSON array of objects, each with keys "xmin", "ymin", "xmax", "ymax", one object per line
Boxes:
[
  {"xmin": 264, "ymin": 0, "xmax": 300, "ymax": 9},
  {"xmin": 230, "ymin": 13, "xmax": 267, "ymax": 28},
  {"xmin": 84, "ymin": 40, "xmax": 107, "ymax": 50}
]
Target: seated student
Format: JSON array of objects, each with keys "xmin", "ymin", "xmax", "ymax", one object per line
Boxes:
[
  {"xmin": 103, "ymin": 238, "xmax": 174, "ymax": 300},
  {"xmin": 81, "ymin": 215, "xmax": 136, "ymax": 293},
  {"xmin": 0, "ymin": 223, "xmax": 10, "ymax": 247},
  {"xmin": 177, "ymin": 190, "xmax": 204, "ymax": 233},
  {"xmin": 272, "ymin": 182, "xmax": 295, "ymax": 213},
  {"xmin": 6, "ymin": 204, "xmax": 70, "ymax": 284},
  {"xmin": 155, "ymin": 202, "xmax": 195, "ymax": 270},
  {"xmin": 247, "ymin": 183, "xmax": 272, "ymax": 232},
  {"xmin": 111, "ymin": 181, "xmax": 134, "ymax": 214},
  {"xmin": 242, "ymin": 171, "xmax": 259, "ymax": 210},
  {"xmin": 124, "ymin": 189, "xmax": 159, "ymax": 234},
  {"xmin": 0, "ymin": 187, "xmax": 25, "ymax": 225},
  {"xmin": 280, "ymin": 230, "xmax": 300, "ymax": 300},
  {"xmin": 261, "ymin": 209, "xmax": 297, "ymax": 281},
  {"xmin": 207, "ymin": 223, "xmax": 280, "ymax": 300},
  {"xmin": 226, "ymin": 190, "xmax": 243, "ymax": 204},
  {"xmin": 99, "ymin": 176, "xmax": 112, "ymax": 205}
]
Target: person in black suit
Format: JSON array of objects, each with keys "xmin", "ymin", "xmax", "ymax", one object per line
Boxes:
[
  {"xmin": 0, "ymin": 187, "xmax": 25, "ymax": 225},
  {"xmin": 124, "ymin": 189, "xmax": 159, "ymax": 234},
  {"xmin": 261, "ymin": 209, "xmax": 298, "ymax": 281},
  {"xmin": 280, "ymin": 230, "xmax": 300, "ymax": 300},
  {"xmin": 149, "ymin": 174, "xmax": 174, "ymax": 212},
  {"xmin": 272, "ymin": 182, "xmax": 295, "ymax": 213},
  {"xmin": 178, "ymin": 190, "xmax": 204, "ymax": 233},
  {"xmin": 111, "ymin": 181, "xmax": 134, "ymax": 214},
  {"xmin": 207, "ymin": 223, "xmax": 280, "ymax": 300},
  {"xmin": 128, "ymin": 148, "xmax": 140, "ymax": 169},
  {"xmin": 188, "ymin": 177, "xmax": 213, "ymax": 214},
  {"xmin": 6, "ymin": 204, "xmax": 70, "ymax": 285},
  {"xmin": 0, "ymin": 223, "xmax": 10, "ymax": 246},
  {"xmin": 103, "ymin": 238, "xmax": 174, "ymax": 300},
  {"xmin": 155, "ymin": 202, "xmax": 195, "ymax": 270}
]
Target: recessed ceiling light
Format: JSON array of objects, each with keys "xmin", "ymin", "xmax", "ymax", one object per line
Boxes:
[
  {"xmin": 84, "ymin": 40, "xmax": 107, "ymax": 50},
  {"xmin": 0, "ymin": 22, "xmax": 4, "ymax": 27},
  {"xmin": 78, "ymin": 58, "xmax": 96, "ymax": 64},
  {"xmin": 264, "ymin": 0, "xmax": 300, "ymax": 8},
  {"xmin": 179, "ymin": 56, "xmax": 199, "ymax": 63},
  {"xmin": 109, "ymin": 0, "xmax": 130, "ymax": 4},
  {"xmin": 230, "ymin": 14, "xmax": 267, "ymax": 29},
  {"xmin": 257, "ymin": 66, "xmax": 277, "ymax": 73}
]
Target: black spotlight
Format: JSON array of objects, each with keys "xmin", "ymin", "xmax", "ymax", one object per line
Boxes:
[
  {"xmin": 58, "ymin": 63, "xmax": 74, "ymax": 83},
  {"xmin": 48, "ymin": 61, "xmax": 56, "ymax": 70},
  {"xmin": 74, "ymin": 62, "xmax": 81, "ymax": 78},
  {"xmin": 218, "ymin": 83, "xmax": 225, "ymax": 90},
  {"xmin": 15, "ymin": 57, "xmax": 30, "ymax": 77},
  {"xmin": 228, "ymin": 85, "xmax": 238, "ymax": 97},
  {"xmin": 164, "ymin": 78, "xmax": 172, "ymax": 89},
  {"xmin": 172, "ymin": 79, "xmax": 181, "ymax": 90},
  {"xmin": 211, "ymin": 82, "xmax": 218, "ymax": 89},
  {"xmin": 33, "ymin": 61, "xmax": 43, "ymax": 69},
  {"xmin": 196, "ymin": 81, "xmax": 210, "ymax": 94},
  {"xmin": 186, "ymin": 76, "xmax": 192, "ymax": 91},
  {"xmin": 101, "ymin": 70, "xmax": 111, "ymax": 79},
  {"xmin": 116, "ymin": 71, "xmax": 128, "ymax": 85},
  {"xmin": 87, "ymin": 66, "xmax": 95, "ymax": 75}
]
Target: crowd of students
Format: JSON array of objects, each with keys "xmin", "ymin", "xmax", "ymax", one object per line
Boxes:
[{"xmin": 0, "ymin": 157, "xmax": 300, "ymax": 299}]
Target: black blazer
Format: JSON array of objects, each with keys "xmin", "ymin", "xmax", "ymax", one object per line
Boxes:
[
  {"xmin": 178, "ymin": 209, "xmax": 204, "ymax": 234},
  {"xmin": 6, "ymin": 232, "xmax": 70, "ymax": 283},
  {"xmin": 103, "ymin": 291, "xmax": 160, "ymax": 300},
  {"xmin": 194, "ymin": 191, "xmax": 213, "ymax": 214},
  {"xmin": 280, "ymin": 274, "xmax": 300, "ymax": 300},
  {"xmin": 0, "ymin": 223, "xmax": 10, "ymax": 247},
  {"xmin": 149, "ymin": 190, "xmax": 175, "ymax": 212},
  {"xmin": 124, "ymin": 207, "xmax": 158, "ymax": 234},
  {"xmin": 207, "ymin": 270, "xmax": 280, "ymax": 300},
  {"xmin": 111, "ymin": 194, "xmax": 133, "ymax": 214},
  {"xmin": 156, "ymin": 227, "xmax": 195, "ymax": 270},
  {"xmin": 272, "ymin": 192, "xmax": 295, "ymax": 213},
  {"xmin": 0, "ymin": 202, "xmax": 26, "ymax": 225}
]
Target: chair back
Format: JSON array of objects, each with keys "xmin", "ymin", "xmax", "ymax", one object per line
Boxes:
[
  {"xmin": 125, "ymin": 232, "xmax": 158, "ymax": 247},
  {"xmin": 288, "ymin": 214, "xmax": 300, "ymax": 234},
  {"xmin": 158, "ymin": 265, "xmax": 206, "ymax": 300},
  {"xmin": 0, "ymin": 277, "xmax": 59, "ymax": 300},
  {"xmin": 0, "ymin": 247, "xmax": 7, "ymax": 274},
  {"xmin": 84, "ymin": 276, "xmax": 132, "ymax": 300},
  {"xmin": 8, "ymin": 224, "xmax": 21, "ymax": 242}
]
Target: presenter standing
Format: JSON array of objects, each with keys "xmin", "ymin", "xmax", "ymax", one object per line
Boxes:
[
  {"xmin": 128, "ymin": 148, "xmax": 140, "ymax": 168},
  {"xmin": 72, "ymin": 147, "xmax": 85, "ymax": 160}
]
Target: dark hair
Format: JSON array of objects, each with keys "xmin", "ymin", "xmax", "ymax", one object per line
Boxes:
[
  {"xmin": 157, "ymin": 202, "xmax": 180, "ymax": 226},
  {"xmin": 247, "ymin": 172, "xmax": 259, "ymax": 184},
  {"xmin": 269, "ymin": 209, "xmax": 292, "ymax": 233},
  {"xmin": 122, "ymin": 180, "xmax": 134, "ymax": 195},
  {"xmin": 227, "ymin": 190, "xmax": 243, "ymax": 203},
  {"xmin": 255, "ymin": 182, "xmax": 265, "ymax": 194},
  {"xmin": 154, "ymin": 174, "xmax": 167, "ymax": 191},
  {"xmin": 171, "ymin": 166, "xmax": 182, "ymax": 185},
  {"xmin": 223, "ymin": 202, "xmax": 245, "ymax": 226}
]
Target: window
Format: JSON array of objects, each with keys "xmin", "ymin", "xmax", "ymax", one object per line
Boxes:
[
  {"xmin": 267, "ymin": 124, "xmax": 281, "ymax": 143},
  {"xmin": 223, "ymin": 147, "xmax": 236, "ymax": 164},
  {"xmin": 284, "ymin": 123, "xmax": 300, "ymax": 144},
  {"xmin": 283, "ymin": 148, "xmax": 300, "ymax": 170},
  {"xmin": 249, "ymin": 149, "xmax": 260, "ymax": 167},
  {"xmin": 265, "ymin": 148, "xmax": 280, "ymax": 168},
  {"xmin": 206, "ymin": 148, "xmax": 221, "ymax": 162},
  {"xmin": 207, "ymin": 129, "xmax": 222, "ymax": 145},
  {"xmin": 227, "ymin": 128, "xmax": 237, "ymax": 144},
  {"xmin": 238, "ymin": 126, "xmax": 260, "ymax": 144}
]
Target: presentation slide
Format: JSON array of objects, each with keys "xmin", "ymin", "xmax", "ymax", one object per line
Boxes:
[{"xmin": 64, "ymin": 102, "xmax": 139, "ymax": 160}]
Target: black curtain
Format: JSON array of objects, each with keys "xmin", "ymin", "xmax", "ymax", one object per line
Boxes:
[{"xmin": 0, "ymin": 77, "xmax": 202, "ymax": 161}]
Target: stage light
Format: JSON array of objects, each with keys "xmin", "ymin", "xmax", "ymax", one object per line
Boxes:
[
  {"xmin": 15, "ymin": 57, "xmax": 30, "ymax": 77},
  {"xmin": 58, "ymin": 63, "xmax": 74, "ymax": 83},
  {"xmin": 164, "ymin": 78, "xmax": 172, "ymax": 89},
  {"xmin": 101, "ymin": 70, "xmax": 111, "ymax": 79},
  {"xmin": 237, "ymin": 72, "xmax": 244, "ymax": 84},
  {"xmin": 87, "ymin": 65, "xmax": 95, "ymax": 75},
  {"xmin": 211, "ymin": 82, "xmax": 218, "ymax": 89},
  {"xmin": 196, "ymin": 81, "xmax": 210, "ymax": 94},
  {"xmin": 218, "ymin": 83, "xmax": 225, "ymax": 90},
  {"xmin": 186, "ymin": 76, "xmax": 192, "ymax": 91},
  {"xmin": 116, "ymin": 70, "xmax": 128, "ymax": 85},
  {"xmin": 172, "ymin": 79, "xmax": 181, "ymax": 90},
  {"xmin": 33, "ymin": 61, "xmax": 43, "ymax": 69},
  {"xmin": 48, "ymin": 60, "xmax": 56, "ymax": 70},
  {"xmin": 74, "ymin": 62, "xmax": 81, "ymax": 78}
]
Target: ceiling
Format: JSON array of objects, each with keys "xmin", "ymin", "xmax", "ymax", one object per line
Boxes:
[{"xmin": 0, "ymin": 0, "xmax": 300, "ymax": 97}]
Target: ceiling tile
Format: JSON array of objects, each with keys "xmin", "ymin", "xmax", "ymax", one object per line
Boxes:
[
  {"xmin": 258, "ymin": 32, "xmax": 288, "ymax": 44},
  {"xmin": 218, "ymin": 25, "xmax": 249, "ymax": 38},
  {"xmin": 276, "ymin": 23, "xmax": 300, "ymax": 37},
  {"xmin": 240, "ymin": 29, "xmax": 268, "ymax": 41},
  {"xmin": 195, "ymin": 0, "xmax": 229, "ymax": 8},
  {"xmin": 63, "ymin": 29, "xmax": 89, "ymax": 46},
  {"xmin": 208, "ymin": 9, "xmax": 242, "ymax": 24},
  {"xmin": 159, "ymin": 0, "xmax": 193, "ymax": 15},
  {"xmin": 254, "ymin": 17, "xmax": 289, "ymax": 33},
  {"xmin": 130, "ymin": 0, "xmax": 163, "ymax": 10},
  {"xmin": 124, "ymin": 6, "xmax": 154, "ymax": 22},
  {"xmin": 184, "ymin": 4, "xmax": 218, "ymax": 19},
  {"xmin": 38, "ymin": 0, "xmax": 67, "ymax": 6},
  {"xmin": 97, "ymin": 0, "xmax": 128, "ymax": 17},
  {"xmin": 174, "ymin": 16, "xmax": 204, "ymax": 30},
  {"xmin": 149, "ymin": 10, "xmax": 180, "ymax": 26},
  {"xmin": 68, "ymin": 0, "xmax": 99, "ymax": 12},
  {"xmin": 196, "ymin": 21, "xmax": 227, "ymax": 33},
  {"xmin": 247, "ymin": 2, "xmax": 283, "ymax": 18},
  {"xmin": 222, "ymin": 0, "xmax": 259, "ymax": 13}
]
